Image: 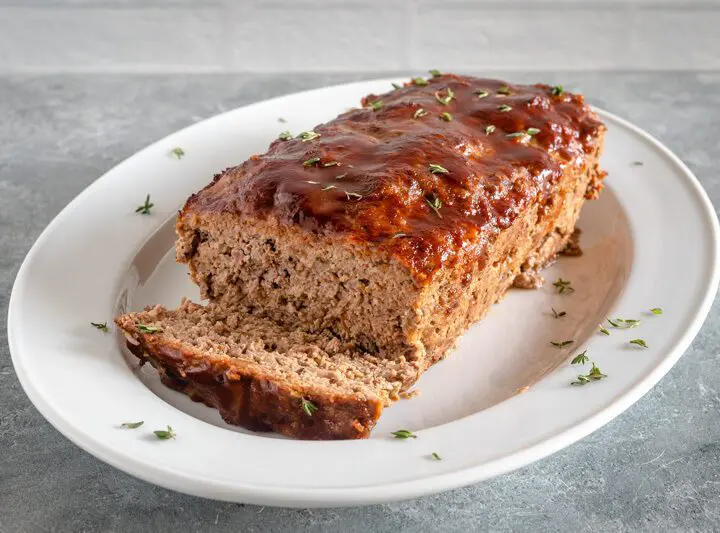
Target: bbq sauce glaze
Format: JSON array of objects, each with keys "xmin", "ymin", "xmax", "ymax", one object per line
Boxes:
[{"xmin": 186, "ymin": 74, "xmax": 605, "ymax": 284}]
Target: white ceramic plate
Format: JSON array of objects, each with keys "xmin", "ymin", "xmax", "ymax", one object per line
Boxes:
[{"xmin": 8, "ymin": 78, "xmax": 719, "ymax": 508}]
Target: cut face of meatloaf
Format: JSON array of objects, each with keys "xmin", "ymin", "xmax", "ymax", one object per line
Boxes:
[
  {"xmin": 115, "ymin": 299, "xmax": 417, "ymax": 440},
  {"xmin": 176, "ymin": 74, "xmax": 606, "ymax": 368}
]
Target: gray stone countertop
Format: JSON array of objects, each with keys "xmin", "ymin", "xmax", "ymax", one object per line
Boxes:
[{"xmin": 1, "ymin": 72, "xmax": 719, "ymax": 532}]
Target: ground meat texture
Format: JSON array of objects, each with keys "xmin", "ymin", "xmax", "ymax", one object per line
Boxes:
[
  {"xmin": 115, "ymin": 300, "xmax": 416, "ymax": 440},
  {"xmin": 175, "ymin": 74, "xmax": 606, "ymax": 369}
]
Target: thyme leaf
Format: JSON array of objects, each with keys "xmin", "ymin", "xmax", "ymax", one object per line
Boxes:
[
  {"xmin": 551, "ymin": 340, "xmax": 573, "ymax": 348},
  {"xmin": 629, "ymin": 338, "xmax": 649, "ymax": 348},
  {"xmin": 301, "ymin": 398, "xmax": 318, "ymax": 416},
  {"xmin": 426, "ymin": 194, "xmax": 443, "ymax": 218},
  {"xmin": 153, "ymin": 425, "xmax": 176, "ymax": 440},
  {"xmin": 135, "ymin": 194, "xmax": 153, "ymax": 215},
  {"xmin": 137, "ymin": 324, "xmax": 161, "ymax": 334},
  {"xmin": 391, "ymin": 429, "xmax": 417, "ymax": 439},
  {"xmin": 553, "ymin": 278, "xmax": 574, "ymax": 294},
  {"xmin": 572, "ymin": 362, "xmax": 607, "ymax": 385},
  {"xmin": 435, "ymin": 87, "xmax": 455, "ymax": 105},
  {"xmin": 297, "ymin": 131, "xmax": 320, "ymax": 141},
  {"xmin": 571, "ymin": 350, "xmax": 589, "ymax": 365},
  {"xmin": 428, "ymin": 163, "xmax": 449, "ymax": 174}
]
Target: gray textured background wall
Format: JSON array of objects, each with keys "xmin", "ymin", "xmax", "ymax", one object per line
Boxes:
[{"xmin": 0, "ymin": 0, "xmax": 718, "ymax": 73}]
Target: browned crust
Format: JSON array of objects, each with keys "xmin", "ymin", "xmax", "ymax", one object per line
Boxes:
[
  {"xmin": 401, "ymin": 135, "xmax": 605, "ymax": 366},
  {"xmin": 115, "ymin": 319, "xmax": 383, "ymax": 440},
  {"xmin": 178, "ymin": 74, "xmax": 605, "ymax": 285}
]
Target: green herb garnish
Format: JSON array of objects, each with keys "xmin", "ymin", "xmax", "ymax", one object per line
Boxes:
[
  {"xmin": 571, "ymin": 362, "xmax": 607, "ymax": 385},
  {"xmin": 392, "ymin": 82, "xmax": 402, "ymax": 90},
  {"xmin": 440, "ymin": 112, "xmax": 452, "ymax": 122},
  {"xmin": 551, "ymin": 340, "xmax": 573, "ymax": 348},
  {"xmin": 428, "ymin": 69, "xmax": 442, "ymax": 78},
  {"xmin": 507, "ymin": 128, "xmax": 539, "ymax": 139},
  {"xmin": 414, "ymin": 108, "xmax": 428, "ymax": 119},
  {"xmin": 297, "ymin": 131, "xmax": 320, "ymax": 141},
  {"xmin": 153, "ymin": 425, "xmax": 175, "ymax": 440},
  {"xmin": 650, "ymin": 307, "xmax": 663, "ymax": 315},
  {"xmin": 429, "ymin": 163, "xmax": 449, "ymax": 174},
  {"xmin": 426, "ymin": 194, "xmax": 443, "ymax": 218},
  {"xmin": 135, "ymin": 194, "xmax": 153, "ymax": 215},
  {"xmin": 497, "ymin": 86, "xmax": 511, "ymax": 95},
  {"xmin": 435, "ymin": 87, "xmax": 455, "ymax": 105},
  {"xmin": 303, "ymin": 157, "xmax": 321, "ymax": 167},
  {"xmin": 278, "ymin": 131, "xmax": 292, "ymax": 141},
  {"xmin": 431, "ymin": 452, "xmax": 442, "ymax": 460},
  {"xmin": 474, "ymin": 89, "xmax": 489, "ymax": 98},
  {"xmin": 120, "ymin": 421, "xmax": 144, "ymax": 429},
  {"xmin": 498, "ymin": 104, "xmax": 512, "ymax": 112},
  {"xmin": 169, "ymin": 147, "xmax": 185, "ymax": 159},
  {"xmin": 91, "ymin": 321, "xmax": 108, "ymax": 332},
  {"xmin": 551, "ymin": 308, "xmax": 566, "ymax": 319},
  {"xmin": 412, "ymin": 77, "xmax": 429, "ymax": 86},
  {"xmin": 599, "ymin": 325, "xmax": 610, "ymax": 336},
  {"xmin": 369, "ymin": 100, "xmax": 384, "ymax": 111},
  {"xmin": 137, "ymin": 324, "xmax": 161, "ymax": 334},
  {"xmin": 391, "ymin": 429, "xmax": 417, "ymax": 439},
  {"xmin": 629, "ymin": 338, "xmax": 648, "ymax": 348},
  {"xmin": 551, "ymin": 85, "xmax": 564, "ymax": 96},
  {"xmin": 301, "ymin": 398, "xmax": 318, "ymax": 416},
  {"xmin": 553, "ymin": 278, "xmax": 574, "ymax": 294},
  {"xmin": 607, "ymin": 317, "xmax": 641, "ymax": 329},
  {"xmin": 485, "ymin": 125, "xmax": 496, "ymax": 135},
  {"xmin": 571, "ymin": 350, "xmax": 589, "ymax": 365}
]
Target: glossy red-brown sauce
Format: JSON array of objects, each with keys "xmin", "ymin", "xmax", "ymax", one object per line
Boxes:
[{"xmin": 187, "ymin": 74, "xmax": 605, "ymax": 284}]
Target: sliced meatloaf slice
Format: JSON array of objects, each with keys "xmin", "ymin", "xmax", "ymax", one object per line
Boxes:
[{"xmin": 115, "ymin": 299, "xmax": 418, "ymax": 440}]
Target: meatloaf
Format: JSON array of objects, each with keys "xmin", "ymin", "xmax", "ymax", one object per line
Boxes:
[
  {"xmin": 176, "ymin": 73, "xmax": 606, "ymax": 370},
  {"xmin": 117, "ymin": 300, "xmax": 416, "ymax": 439}
]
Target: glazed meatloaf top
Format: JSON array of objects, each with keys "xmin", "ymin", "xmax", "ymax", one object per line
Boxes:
[{"xmin": 182, "ymin": 73, "xmax": 605, "ymax": 284}]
